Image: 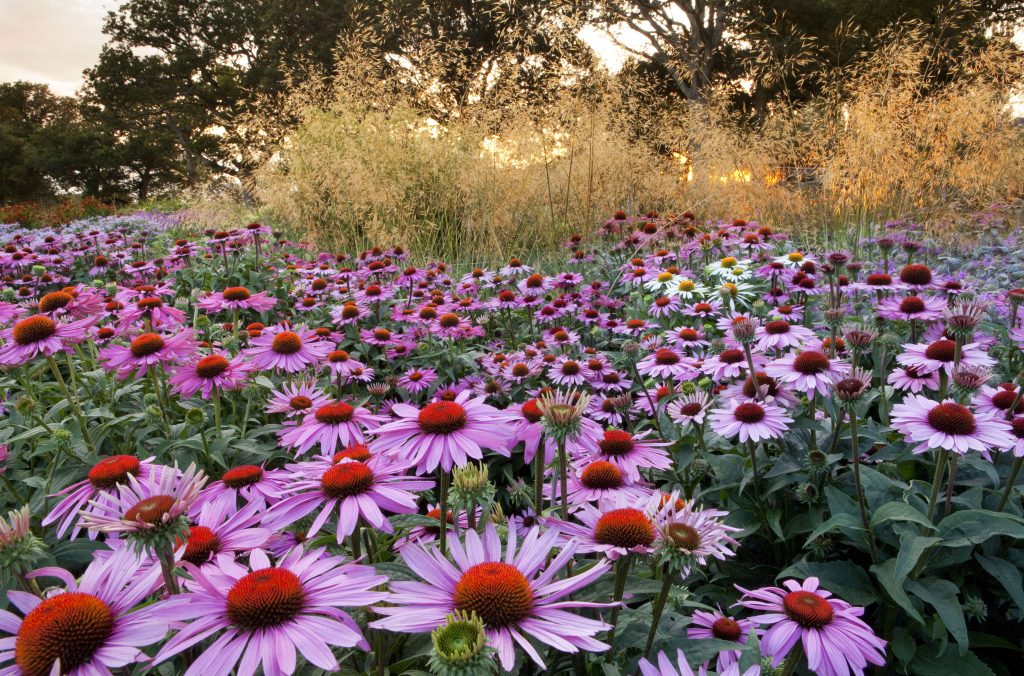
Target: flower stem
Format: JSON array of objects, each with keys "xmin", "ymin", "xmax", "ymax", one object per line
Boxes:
[
  {"xmin": 155, "ymin": 544, "xmax": 180, "ymax": 595},
  {"xmin": 45, "ymin": 357, "xmax": 96, "ymax": 454},
  {"xmin": 534, "ymin": 444, "xmax": 545, "ymax": 515},
  {"xmin": 926, "ymin": 448, "xmax": 950, "ymax": 523},
  {"xmin": 605, "ymin": 555, "xmax": 631, "ymax": 654},
  {"xmin": 849, "ymin": 409, "xmax": 878, "ymax": 563},
  {"xmin": 944, "ymin": 454, "xmax": 960, "ymax": 517},
  {"xmin": 745, "ymin": 439, "xmax": 762, "ymax": 504},
  {"xmin": 997, "ymin": 457, "xmax": 1024, "ymax": 512},
  {"xmin": 211, "ymin": 386, "xmax": 223, "ymax": 438},
  {"xmin": 642, "ymin": 565, "xmax": 674, "ymax": 658},
  {"xmin": 557, "ymin": 437, "xmax": 569, "ymax": 520},
  {"xmin": 438, "ymin": 468, "xmax": 449, "ymax": 555}
]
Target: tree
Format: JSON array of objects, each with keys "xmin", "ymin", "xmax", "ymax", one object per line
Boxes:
[
  {"xmin": 0, "ymin": 82, "xmax": 75, "ymax": 203},
  {"xmin": 85, "ymin": 0, "xmax": 364, "ymax": 188}
]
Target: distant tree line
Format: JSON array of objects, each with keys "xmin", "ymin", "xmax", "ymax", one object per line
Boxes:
[{"xmin": 2, "ymin": 0, "xmax": 1021, "ymax": 205}]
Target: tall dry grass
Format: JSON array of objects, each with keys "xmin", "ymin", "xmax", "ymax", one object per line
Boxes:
[{"xmin": 250, "ymin": 21, "xmax": 1024, "ymax": 261}]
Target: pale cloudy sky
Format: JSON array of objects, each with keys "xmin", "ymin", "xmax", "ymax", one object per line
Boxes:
[{"xmin": 0, "ymin": 0, "xmax": 119, "ymax": 95}]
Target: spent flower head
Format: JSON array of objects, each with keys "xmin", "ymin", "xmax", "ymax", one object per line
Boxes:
[{"xmin": 536, "ymin": 388, "xmax": 591, "ymax": 443}]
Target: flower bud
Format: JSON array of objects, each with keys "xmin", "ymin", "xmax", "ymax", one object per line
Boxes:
[{"xmin": 429, "ymin": 611, "xmax": 494, "ymax": 676}]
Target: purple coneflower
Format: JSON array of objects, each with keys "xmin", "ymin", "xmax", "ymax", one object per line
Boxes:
[
  {"xmin": 279, "ymin": 401, "xmax": 384, "ymax": 456},
  {"xmin": 196, "ymin": 286, "xmax": 277, "ymax": 313},
  {"xmin": 79, "ymin": 463, "xmax": 207, "ymax": 536},
  {"xmin": 0, "ymin": 313, "xmax": 96, "ymax": 365},
  {"xmin": 243, "ymin": 324, "xmax": 333, "ymax": 373},
  {"xmin": 99, "ymin": 329, "xmax": 197, "ymax": 379},
  {"xmin": 153, "ymin": 547, "xmax": 388, "ymax": 675},
  {"xmin": 265, "ymin": 381, "xmax": 331, "ymax": 417},
  {"xmin": 191, "ymin": 463, "xmax": 290, "ymax": 520},
  {"xmin": 370, "ymin": 523, "xmax": 614, "ymax": 671},
  {"xmin": 896, "ymin": 339, "xmax": 993, "ymax": 375},
  {"xmin": 710, "ymin": 399, "xmax": 793, "ymax": 443},
  {"xmin": 43, "ymin": 455, "xmax": 166, "ymax": 539},
  {"xmin": 371, "ymin": 390, "xmax": 515, "ymax": 474},
  {"xmin": 169, "ymin": 350, "xmax": 252, "ymax": 399},
  {"xmin": 890, "ymin": 394, "xmax": 1014, "ymax": 458},
  {"xmin": 754, "ymin": 320, "xmax": 815, "ymax": 352},
  {"xmin": 262, "ymin": 456, "xmax": 432, "ymax": 541},
  {"xmin": 766, "ymin": 350, "xmax": 850, "ymax": 397},
  {"xmin": 0, "ymin": 547, "xmax": 168, "ymax": 675},
  {"xmin": 735, "ymin": 577, "xmax": 886, "ymax": 676},
  {"xmin": 636, "ymin": 347, "xmax": 699, "ymax": 380},
  {"xmin": 687, "ymin": 608, "xmax": 757, "ymax": 673},
  {"xmin": 175, "ymin": 499, "xmax": 270, "ymax": 567},
  {"xmin": 574, "ymin": 428, "xmax": 671, "ymax": 481}
]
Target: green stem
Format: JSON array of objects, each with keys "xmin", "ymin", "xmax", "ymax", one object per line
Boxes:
[
  {"xmin": 849, "ymin": 410, "xmax": 878, "ymax": 563},
  {"xmin": 605, "ymin": 556, "xmax": 631, "ymax": 655},
  {"xmin": 997, "ymin": 457, "xmax": 1024, "ymax": 512},
  {"xmin": 534, "ymin": 442, "xmax": 545, "ymax": 515},
  {"xmin": 926, "ymin": 448, "xmax": 950, "ymax": 524},
  {"xmin": 944, "ymin": 454, "xmax": 959, "ymax": 517},
  {"xmin": 212, "ymin": 386, "xmax": 223, "ymax": 438},
  {"xmin": 438, "ymin": 468, "xmax": 449, "ymax": 555},
  {"xmin": 45, "ymin": 357, "xmax": 96, "ymax": 454},
  {"xmin": 642, "ymin": 565, "xmax": 674, "ymax": 658},
  {"xmin": 558, "ymin": 437, "xmax": 568, "ymax": 520}
]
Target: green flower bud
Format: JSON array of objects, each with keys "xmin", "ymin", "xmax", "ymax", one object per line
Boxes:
[
  {"xmin": 51, "ymin": 428, "xmax": 72, "ymax": 447},
  {"xmin": 681, "ymin": 381, "xmax": 696, "ymax": 395},
  {"xmin": 143, "ymin": 393, "xmax": 159, "ymax": 407},
  {"xmin": 185, "ymin": 408, "xmax": 206, "ymax": 426},
  {"xmin": 14, "ymin": 396, "xmax": 36, "ymax": 416},
  {"xmin": 428, "ymin": 611, "xmax": 495, "ymax": 676},
  {"xmin": 31, "ymin": 265, "xmax": 45, "ymax": 277}
]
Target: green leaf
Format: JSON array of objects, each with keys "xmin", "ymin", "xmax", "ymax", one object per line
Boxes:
[
  {"xmin": 937, "ymin": 510, "xmax": 1024, "ymax": 546},
  {"xmin": 974, "ymin": 553, "xmax": 1024, "ymax": 613},
  {"xmin": 804, "ymin": 512, "xmax": 864, "ymax": 545},
  {"xmin": 906, "ymin": 578, "xmax": 968, "ymax": 654},
  {"xmin": 871, "ymin": 501, "xmax": 933, "ymax": 530},
  {"xmin": 871, "ymin": 558, "xmax": 924, "ymax": 624},
  {"xmin": 909, "ymin": 648, "xmax": 995, "ymax": 676},
  {"xmin": 894, "ymin": 534, "xmax": 941, "ymax": 581}
]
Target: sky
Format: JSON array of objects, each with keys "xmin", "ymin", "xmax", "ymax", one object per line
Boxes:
[
  {"xmin": 0, "ymin": 1, "xmax": 635, "ymax": 96},
  {"xmin": 0, "ymin": 0, "xmax": 119, "ymax": 95}
]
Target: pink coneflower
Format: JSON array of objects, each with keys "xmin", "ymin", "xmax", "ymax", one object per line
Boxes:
[
  {"xmin": 710, "ymin": 399, "xmax": 793, "ymax": 443},
  {"xmin": 323, "ymin": 349, "xmax": 366, "ymax": 378},
  {"xmin": 43, "ymin": 455, "xmax": 166, "ymax": 539},
  {"xmin": 371, "ymin": 390, "xmax": 516, "ymax": 474},
  {"xmin": 36, "ymin": 285, "xmax": 104, "ymax": 319},
  {"xmin": 687, "ymin": 608, "xmax": 757, "ymax": 673},
  {"xmin": 153, "ymin": 547, "xmax": 388, "ymax": 675},
  {"xmin": 279, "ymin": 401, "xmax": 384, "ymax": 456},
  {"xmin": 876, "ymin": 294, "xmax": 946, "ymax": 322},
  {"xmin": 667, "ymin": 391, "xmax": 712, "ymax": 427},
  {"xmin": 735, "ymin": 577, "xmax": 886, "ymax": 676},
  {"xmin": 650, "ymin": 493, "xmax": 740, "ymax": 574},
  {"xmin": 169, "ymin": 350, "xmax": 252, "ymax": 399},
  {"xmin": 370, "ymin": 523, "xmax": 614, "ymax": 671},
  {"xmin": 973, "ymin": 383, "xmax": 1024, "ymax": 418},
  {"xmin": 890, "ymin": 394, "xmax": 1014, "ymax": 458},
  {"xmin": 175, "ymin": 499, "xmax": 270, "ymax": 567},
  {"xmin": 399, "ymin": 367, "xmax": 437, "ymax": 393},
  {"xmin": 766, "ymin": 350, "xmax": 850, "ymax": 397},
  {"xmin": 754, "ymin": 320, "xmax": 815, "ymax": 352},
  {"xmin": 243, "ymin": 324, "xmax": 333, "ymax": 373},
  {"xmin": 196, "ymin": 286, "xmax": 277, "ymax": 313},
  {"xmin": 0, "ymin": 547, "xmax": 169, "ymax": 675},
  {"xmin": 265, "ymin": 381, "xmax": 331, "ymax": 417},
  {"xmin": 684, "ymin": 299, "xmax": 722, "ymax": 319},
  {"xmin": 888, "ymin": 365, "xmax": 940, "ymax": 393},
  {"xmin": 549, "ymin": 356, "xmax": 589, "ymax": 386},
  {"xmin": 546, "ymin": 496, "xmax": 659, "ymax": 559},
  {"xmin": 702, "ymin": 348, "xmax": 760, "ymax": 381},
  {"xmin": 99, "ymin": 329, "xmax": 198, "ymax": 379},
  {"xmin": 636, "ymin": 347, "xmax": 699, "ymax": 380},
  {"xmin": 0, "ymin": 313, "xmax": 96, "ymax": 365},
  {"xmin": 360, "ymin": 326, "xmax": 399, "ymax": 346},
  {"xmin": 895, "ymin": 339, "xmax": 994, "ymax": 375},
  {"xmin": 547, "ymin": 459, "xmax": 651, "ymax": 507},
  {"xmin": 667, "ymin": 326, "xmax": 711, "ymax": 353},
  {"xmin": 191, "ymin": 463, "xmax": 291, "ymax": 520},
  {"xmin": 590, "ymin": 369, "xmax": 633, "ymax": 392},
  {"xmin": 573, "ymin": 428, "xmax": 671, "ymax": 481},
  {"xmin": 116, "ymin": 295, "xmax": 187, "ymax": 330},
  {"xmin": 262, "ymin": 456, "xmax": 432, "ymax": 541},
  {"xmin": 79, "ymin": 463, "xmax": 207, "ymax": 536}
]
